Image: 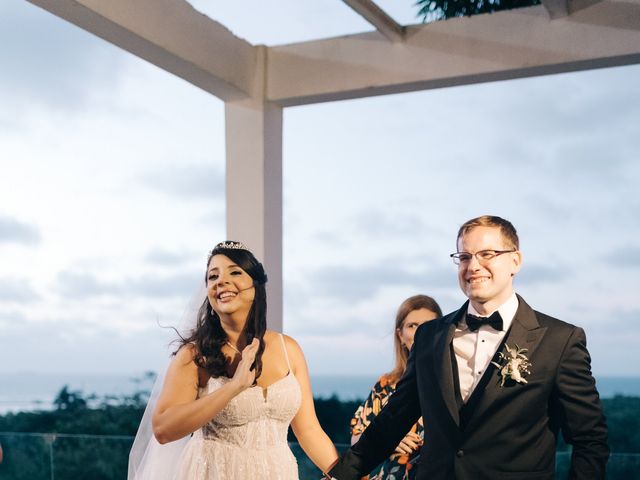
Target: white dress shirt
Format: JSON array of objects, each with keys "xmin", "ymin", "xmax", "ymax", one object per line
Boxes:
[{"xmin": 453, "ymin": 292, "xmax": 519, "ymax": 402}]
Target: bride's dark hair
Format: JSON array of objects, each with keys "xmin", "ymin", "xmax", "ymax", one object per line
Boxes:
[{"xmin": 176, "ymin": 242, "xmax": 268, "ymax": 380}]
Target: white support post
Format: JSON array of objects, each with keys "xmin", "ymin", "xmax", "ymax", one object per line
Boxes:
[
  {"xmin": 224, "ymin": 97, "xmax": 283, "ymax": 332},
  {"xmin": 224, "ymin": 45, "xmax": 284, "ymax": 332}
]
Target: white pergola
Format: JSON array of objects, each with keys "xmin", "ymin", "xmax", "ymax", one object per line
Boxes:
[{"xmin": 27, "ymin": 0, "xmax": 640, "ymax": 330}]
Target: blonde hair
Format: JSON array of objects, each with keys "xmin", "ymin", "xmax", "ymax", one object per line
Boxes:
[
  {"xmin": 384, "ymin": 295, "xmax": 442, "ymax": 385},
  {"xmin": 457, "ymin": 215, "xmax": 519, "ymax": 250}
]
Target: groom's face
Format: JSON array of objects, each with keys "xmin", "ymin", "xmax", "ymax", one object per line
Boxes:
[{"xmin": 457, "ymin": 226, "xmax": 521, "ymax": 311}]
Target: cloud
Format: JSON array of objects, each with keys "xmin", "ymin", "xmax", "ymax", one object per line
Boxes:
[
  {"xmin": 309, "ymin": 262, "xmax": 453, "ymax": 302},
  {"xmin": 145, "ymin": 248, "xmax": 193, "ymax": 267},
  {"xmin": 608, "ymin": 309, "xmax": 640, "ymax": 329},
  {"xmin": 0, "ymin": 2, "xmax": 123, "ymax": 112},
  {"xmin": 545, "ymin": 140, "xmax": 637, "ymax": 189},
  {"xmin": 286, "ymin": 315, "xmax": 384, "ymax": 336},
  {"xmin": 516, "ymin": 264, "xmax": 568, "ymax": 286},
  {"xmin": 56, "ymin": 271, "xmax": 121, "ymax": 298},
  {"xmin": 139, "ymin": 164, "xmax": 225, "ymax": 201},
  {"xmin": 498, "ymin": 65, "xmax": 640, "ymax": 140},
  {"xmin": 0, "ymin": 277, "xmax": 40, "ymax": 303},
  {"xmin": 603, "ymin": 246, "xmax": 640, "ymax": 268},
  {"xmin": 582, "ymin": 308, "xmax": 640, "ymax": 344},
  {"xmin": 474, "ymin": 67, "xmax": 640, "ymax": 192},
  {"xmin": 0, "ymin": 308, "xmax": 28, "ymax": 325},
  {"xmin": 311, "ymin": 231, "xmax": 349, "ymax": 248},
  {"xmin": 353, "ymin": 210, "xmax": 427, "ymax": 236},
  {"xmin": 0, "ymin": 315, "xmax": 177, "ymax": 374},
  {"xmin": 0, "ymin": 215, "xmax": 41, "ymax": 245},
  {"xmin": 308, "ymin": 214, "xmax": 444, "ymax": 256},
  {"xmin": 56, "ymin": 270, "xmax": 202, "ymax": 300},
  {"xmin": 128, "ymin": 272, "xmax": 203, "ymax": 298}
]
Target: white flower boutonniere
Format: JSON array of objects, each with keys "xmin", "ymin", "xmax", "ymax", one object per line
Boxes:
[{"xmin": 491, "ymin": 343, "xmax": 532, "ymax": 386}]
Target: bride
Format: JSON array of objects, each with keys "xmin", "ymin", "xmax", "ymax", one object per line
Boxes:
[{"xmin": 129, "ymin": 241, "xmax": 338, "ymax": 479}]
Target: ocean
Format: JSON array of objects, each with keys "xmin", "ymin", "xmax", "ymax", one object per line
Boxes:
[{"xmin": 1, "ymin": 372, "xmax": 638, "ymax": 414}]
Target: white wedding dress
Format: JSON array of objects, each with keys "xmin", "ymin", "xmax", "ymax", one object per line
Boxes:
[{"xmin": 175, "ymin": 334, "xmax": 302, "ymax": 479}]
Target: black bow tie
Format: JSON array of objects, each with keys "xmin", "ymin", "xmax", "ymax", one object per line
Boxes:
[{"xmin": 466, "ymin": 311, "xmax": 503, "ymax": 332}]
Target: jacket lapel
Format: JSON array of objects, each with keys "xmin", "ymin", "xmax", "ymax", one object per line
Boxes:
[
  {"xmin": 463, "ymin": 295, "xmax": 547, "ymax": 429},
  {"xmin": 435, "ymin": 305, "xmax": 467, "ymax": 426},
  {"xmin": 501, "ymin": 295, "xmax": 546, "ymax": 360}
]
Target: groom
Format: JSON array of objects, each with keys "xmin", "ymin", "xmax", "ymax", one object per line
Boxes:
[{"xmin": 328, "ymin": 215, "xmax": 609, "ymax": 479}]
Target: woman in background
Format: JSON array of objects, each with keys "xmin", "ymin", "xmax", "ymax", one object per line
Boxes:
[{"xmin": 350, "ymin": 295, "xmax": 442, "ymax": 480}]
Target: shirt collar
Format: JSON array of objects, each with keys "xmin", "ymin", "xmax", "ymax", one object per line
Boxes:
[{"xmin": 463, "ymin": 292, "xmax": 519, "ymax": 332}]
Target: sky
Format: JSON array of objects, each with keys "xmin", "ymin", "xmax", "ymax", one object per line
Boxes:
[{"xmin": 1, "ymin": 1, "xmax": 639, "ymax": 380}]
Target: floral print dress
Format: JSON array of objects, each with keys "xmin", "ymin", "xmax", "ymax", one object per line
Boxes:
[{"xmin": 350, "ymin": 375, "xmax": 424, "ymax": 480}]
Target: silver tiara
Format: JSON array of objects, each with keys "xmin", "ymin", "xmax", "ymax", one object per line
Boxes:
[
  {"xmin": 215, "ymin": 241, "xmax": 249, "ymax": 251},
  {"xmin": 207, "ymin": 241, "xmax": 250, "ymax": 261}
]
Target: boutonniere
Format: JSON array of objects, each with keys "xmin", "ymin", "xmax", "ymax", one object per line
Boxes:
[{"xmin": 491, "ymin": 343, "xmax": 532, "ymax": 386}]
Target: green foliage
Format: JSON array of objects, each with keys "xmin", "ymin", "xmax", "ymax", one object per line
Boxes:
[
  {"xmin": 52, "ymin": 386, "xmax": 88, "ymax": 412},
  {"xmin": 0, "ymin": 435, "xmax": 51, "ymax": 480},
  {"xmin": 415, "ymin": 0, "xmax": 540, "ymax": 22},
  {"xmin": 0, "ymin": 377, "xmax": 151, "ymax": 480},
  {"xmin": 1, "ymin": 387, "xmax": 639, "ymax": 479},
  {"xmin": 289, "ymin": 395, "xmax": 361, "ymax": 444},
  {"xmin": 51, "ymin": 436, "xmax": 132, "ymax": 480},
  {"xmin": 602, "ymin": 395, "xmax": 640, "ymax": 453},
  {"xmin": 313, "ymin": 395, "xmax": 363, "ymax": 444},
  {"xmin": 0, "ymin": 381, "xmax": 361, "ymax": 480},
  {"xmin": 0, "ymin": 396, "xmax": 146, "ymax": 437}
]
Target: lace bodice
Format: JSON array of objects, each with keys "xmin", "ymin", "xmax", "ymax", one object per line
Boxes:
[
  {"xmin": 196, "ymin": 372, "xmax": 301, "ymax": 448},
  {"xmin": 175, "ymin": 334, "xmax": 302, "ymax": 479}
]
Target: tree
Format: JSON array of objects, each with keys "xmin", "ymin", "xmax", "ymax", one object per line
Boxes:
[
  {"xmin": 415, "ymin": 0, "xmax": 540, "ymax": 22},
  {"xmin": 53, "ymin": 386, "xmax": 87, "ymax": 412}
]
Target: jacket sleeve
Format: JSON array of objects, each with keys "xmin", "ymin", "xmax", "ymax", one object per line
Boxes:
[
  {"xmin": 553, "ymin": 327, "xmax": 609, "ymax": 479},
  {"xmin": 329, "ymin": 330, "xmax": 423, "ymax": 479}
]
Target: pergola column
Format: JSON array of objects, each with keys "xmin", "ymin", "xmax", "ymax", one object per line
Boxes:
[{"xmin": 225, "ymin": 97, "xmax": 284, "ymax": 332}]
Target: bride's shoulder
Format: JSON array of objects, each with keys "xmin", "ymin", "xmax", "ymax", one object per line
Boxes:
[
  {"xmin": 171, "ymin": 344, "xmax": 212, "ymax": 384},
  {"xmin": 266, "ymin": 332, "xmax": 306, "ymax": 370},
  {"xmin": 264, "ymin": 330, "xmax": 301, "ymax": 349},
  {"xmin": 174, "ymin": 342, "xmax": 199, "ymax": 364}
]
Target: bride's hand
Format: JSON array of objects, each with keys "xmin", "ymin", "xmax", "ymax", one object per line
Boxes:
[{"xmin": 231, "ymin": 338, "xmax": 259, "ymax": 391}]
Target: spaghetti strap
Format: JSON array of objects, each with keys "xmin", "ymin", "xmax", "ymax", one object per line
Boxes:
[{"xmin": 278, "ymin": 333, "xmax": 291, "ymax": 371}]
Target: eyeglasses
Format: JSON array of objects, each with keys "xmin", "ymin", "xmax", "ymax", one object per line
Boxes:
[{"xmin": 450, "ymin": 249, "xmax": 516, "ymax": 265}]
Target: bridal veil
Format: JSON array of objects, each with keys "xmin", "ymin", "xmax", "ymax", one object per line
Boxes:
[{"xmin": 128, "ymin": 283, "xmax": 207, "ymax": 480}]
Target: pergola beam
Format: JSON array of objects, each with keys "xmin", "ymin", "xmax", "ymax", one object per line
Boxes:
[
  {"xmin": 342, "ymin": 0, "xmax": 405, "ymax": 42},
  {"xmin": 542, "ymin": 0, "xmax": 601, "ymax": 19},
  {"xmin": 27, "ymin": 0, "xmax": 257, "ymax": 101},
  {"xmin": 267, "ymin": 1, "xmax": 640, "ymax": 106}
]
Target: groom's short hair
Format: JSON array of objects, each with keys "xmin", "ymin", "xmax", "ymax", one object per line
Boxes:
[{"xmin": 457, "ymin": 215, "xmax": 519, "ymax": 250}]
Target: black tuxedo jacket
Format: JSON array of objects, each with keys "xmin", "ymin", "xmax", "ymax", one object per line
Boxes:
[{"xmin": 330, "ymin": 295, "xmax": 609, "ymax": 480}]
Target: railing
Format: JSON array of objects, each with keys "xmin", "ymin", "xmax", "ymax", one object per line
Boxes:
[
  {"xmin": 0, "ymin": 432, "xmax": 133, "ymax": 480},
  {"xmin": 1, "ymin": 432, "xmax": 638, "ymax": 479}
]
